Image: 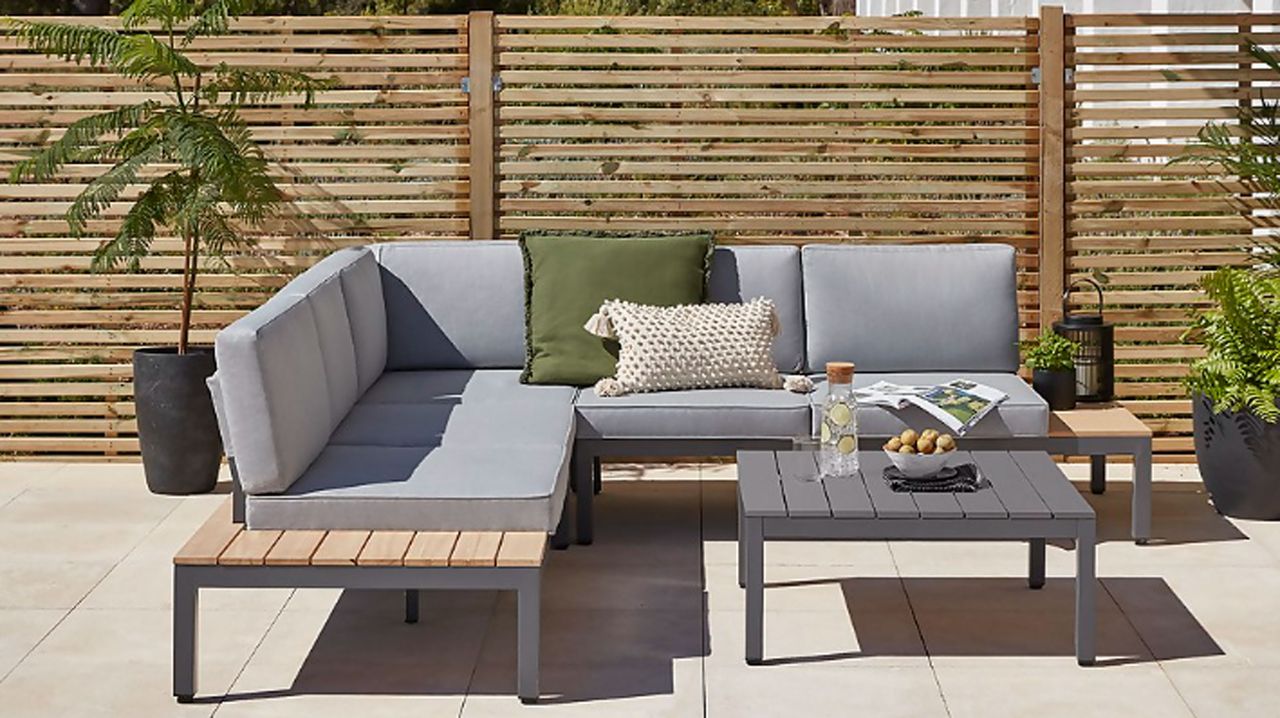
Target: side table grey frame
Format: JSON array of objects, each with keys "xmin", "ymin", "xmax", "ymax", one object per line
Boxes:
[{"xmin": 736, "ymin": 449, "xmax": 1097, "ymax": 666}]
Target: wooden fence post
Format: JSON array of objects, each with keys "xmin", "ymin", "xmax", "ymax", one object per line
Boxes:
[
  {"xmin": 468, "ymin": 11, "xmax": 497, "ymax": 240},
  {"xmin": 1038, "ymin": 5, "xmax": 1067, "ymax": 330}
]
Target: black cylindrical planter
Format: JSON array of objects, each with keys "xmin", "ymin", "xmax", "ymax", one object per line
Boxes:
[
  {"xmin": 133, "ymin": 348, "xmax": 223, "ymax": 495},
  {"xmin": 1193, "ymin": 393, "xmax": 1280, "ymax": 520},
  {"xmin": 1033, "ymin": 369, "xmax": 1077, "ymax": 411}
]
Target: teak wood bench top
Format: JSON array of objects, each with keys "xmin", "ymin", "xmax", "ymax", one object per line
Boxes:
[
  {"xmin": 174, "ymin": 500, "xmax": 547, "ymax": 569},
  {"xmin": 172, "ymin": 500, "xmax": 546, "ymax": 705}
]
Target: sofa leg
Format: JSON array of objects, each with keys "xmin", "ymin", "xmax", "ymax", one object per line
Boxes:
[
  {"xmin": 516, "ymin": 572, "xmax": 541, "ymax": 703},
  {"xmin": 551, "ymin": 493, "xmax": 571, "ymax": 550},
  {"xmin": 404, "ymin": 590, "xmax": 419, "ymax": 623},
  {"xmin": 574, "ymin": 449, "xmax": 594, "ymax": 545},
  {"xmin": 173, "ymin": 566, "xmax": 198, "ymax": 703},
  {"xmin": 593, "ymin": 457, "xmax": 602, "ymax": 495}
]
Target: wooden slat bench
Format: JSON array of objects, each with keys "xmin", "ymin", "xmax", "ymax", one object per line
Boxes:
[{"xmin": 173, "ymin": 500, "xmax": 545, "ymax": 704}]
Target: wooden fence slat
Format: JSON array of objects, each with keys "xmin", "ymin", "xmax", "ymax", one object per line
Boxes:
[
  {"xmin": 1039, "ymin": 4, "xmax": 1067, "ymax": 330},
  {"xmin": 468, "ymin": 10, "xmax": 496, "ymax": 240}
]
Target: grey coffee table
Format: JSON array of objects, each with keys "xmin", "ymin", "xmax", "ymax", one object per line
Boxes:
[{"xmin": 736, "ymin": 449, "xmax": 1097, "ymax": 666}]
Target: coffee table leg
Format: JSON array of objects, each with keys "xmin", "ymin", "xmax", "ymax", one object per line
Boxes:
[
  {"xmin": 1075, "ymin": 518, "xmax": 1097, "ymax": 666},
  {"xmin": 1132, "ymin": 442, "xmax": 1152, "ymax": 545},
  {"xmin": 744, "ymin": 516, "xmax": 764, "ymax": 665},
  {"xmin": 1028, "ymin": 539, "xmax": 1046, "ymax": 589},
  {"xmin": 1090, "ymin": 455, "xmax": 1106, "ymax": 495}
]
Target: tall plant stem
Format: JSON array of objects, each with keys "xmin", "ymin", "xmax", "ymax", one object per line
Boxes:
[{"xmin": 178, "ymin": 226, "xmax": 196, "ymax": 355}]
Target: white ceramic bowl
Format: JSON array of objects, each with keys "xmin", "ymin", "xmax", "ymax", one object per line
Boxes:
[{"xmin": 884, "ymin": 449, "xmax": 953, "ymax": 479}]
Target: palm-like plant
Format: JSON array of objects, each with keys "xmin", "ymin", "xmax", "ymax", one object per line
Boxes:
[{"xmin": 6, "ymin": 0, "xmax": 329, "ymax": 353}]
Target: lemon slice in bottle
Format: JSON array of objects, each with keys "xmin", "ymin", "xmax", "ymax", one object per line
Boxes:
[
  {"xmin": 820, "ymin": 422, "xmax": 831, "ymax": 443},
  {"xmin": 827, "ymin": 402, "xmax": 852, "ymax": 427},
  {"xmin": 837, "ymin": 436, "xmax": 856, "ymax": 454}
]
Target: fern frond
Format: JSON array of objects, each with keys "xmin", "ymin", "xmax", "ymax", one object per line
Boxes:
[
  {"xmin": 203, "ymin": 65, "xmax": 331, "ymax": 108},
  {"xmin": 8, "ymin": 101, "xmax": 159, "ymax": 183},
  {"xmin": 90, "ymin": 173, "xmax": 181, "ymax": 272},
  {"xmin": 116, "ymin": 34, "xmax": 199, "ymax": 80},
  {"xmin": 4, "ymin": 19, "xmax": 131, "ymax": 68},
  {"xmin": 66, "ymin": 140, "xmax": 165, "ymax": 236},
  {"xmin": 120, "ymin": 0, "xmax": 193, "ymax": 32},
  {"xmin": 183, "ymin": 0, "xmax": 252, "ymax": 45}
]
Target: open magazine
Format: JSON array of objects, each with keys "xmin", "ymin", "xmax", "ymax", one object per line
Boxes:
[{"xmin": 853, "ymin": 379, "xmax": 1008, "ymax": 435}]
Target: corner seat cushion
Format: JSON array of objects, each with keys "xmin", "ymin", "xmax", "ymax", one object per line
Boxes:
[
  {"xmin": 332, "ymin": 399, "xmax": 575, "ymax": 448},
  {"xmin": 574, "ymin": 387, "xmax": 810, "ymax": 440},
  {"xmin": 359, "ymin": 369, "xmax": 575, "ymax": 405},
  {"xmin": 244, "ymin": 444, "xmax": 570, "ymax": 532},
  {"xmin": 808, "ymin": 372, "xmax": 1049, "ymax": 438}
]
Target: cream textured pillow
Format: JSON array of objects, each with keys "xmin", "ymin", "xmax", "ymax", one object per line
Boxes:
[{"xmin": 585, "ymin": 298, "xmax": 784, "ymax": 397}]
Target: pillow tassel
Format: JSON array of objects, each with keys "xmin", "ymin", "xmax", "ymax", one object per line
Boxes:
[
  {"xmin": 594, "ymin": 377, "xmax": 627, "ymax": 397},
  {"xmin": 584, "ymin": 308, "xmax": 614, "ymax": 338}
]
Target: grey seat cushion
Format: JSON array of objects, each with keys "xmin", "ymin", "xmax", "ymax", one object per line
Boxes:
[
  {"xmin": 333, "ymin": 396, "xmax": 575, "ymax": 448},
  {"xmin": 802, "ymin": 244, "xmax": 1019, "ymax": 373},
  {"xmin": 245, "ymin": 444, "xmax": 570, "ymax": 531},
  {"xmin": 246, "ymin": 368, "xmax": 577, "ymax": 531},
  {"xmin": 808, "ymin": 372, "xmax": 1048, "ymax": 438},
  {"xmin": 360, "ymin": 369, "xmax": 576, "ymax": 405},
  {"xmin": 574, "ymin": 387, "xmax": 810, "ymax": 440}
]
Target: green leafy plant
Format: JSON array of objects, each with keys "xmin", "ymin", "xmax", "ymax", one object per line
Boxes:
[
  {"xmin": 1184, "ymin": 267, "xmax": 1280, "ymax": 423},
  {"xmin": 1023, "ymin": 331, "xmax": 1078, "ymax": 372},
  {"xmin": 6, "ymin": 0, "xmax": 330, "ymax": 353}
]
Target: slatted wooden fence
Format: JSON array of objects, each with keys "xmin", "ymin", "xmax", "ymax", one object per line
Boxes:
[
  {"xmin": 0, "ymin": 10, "xmax": 1276, "ymax": 460},
  {"xmin": 0, "ymin": 15, "xmax": 471, "ymax": 458},
  {"xmin": 1062, "ymin": 12, "xmax": 1280, "ymax": 457}
]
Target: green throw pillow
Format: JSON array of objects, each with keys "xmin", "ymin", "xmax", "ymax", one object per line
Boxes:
[{"xmin": 520, "ymin": 233, "xmax": 714, "ymax": 386}]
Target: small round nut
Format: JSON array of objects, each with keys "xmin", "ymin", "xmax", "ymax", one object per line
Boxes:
[
  {"xmin": 900, "ymin": 429, "xmax": 919, "ymax": 447},
  {"xmin": 884, "ymin": 437, "xmax": 903, "ymax": 452},
  {"xmin": 936, "ymin": 434, "xmax": 955, "ymax": 451},
  {"xmin": 920, "ymin": 429, "xmax": 939, "ymax": 442},
  {"xmin": 917, "ymin": 437, "xmax": 935, "ymax": 455},
  {"xmin": 898, "ymin": 445, "xmax": 916, "ymax": 455}
]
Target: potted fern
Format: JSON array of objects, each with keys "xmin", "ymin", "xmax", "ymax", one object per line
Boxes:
[
  {"xmin": 7, "ymin": 0, "xmax": 326, "ymax": 494},
  {"xmin": 1180, "ymin": 40, "xmax": 1280, "ymax": 519},
  {"xmin": 1024, "ymin": 331, "xmax": 1080, "ymax": 411}
]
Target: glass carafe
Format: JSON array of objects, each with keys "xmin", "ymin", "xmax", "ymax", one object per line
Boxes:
[{"xmin": 819, "ymin": 362, "xmax": 859, "ymax": 477}]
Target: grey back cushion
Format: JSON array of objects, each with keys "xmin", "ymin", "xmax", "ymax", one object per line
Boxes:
[
  {"xmin": 802, "ymin": 244, "xmax": 1019, "ymax": 373},
  {"xmin": 707, "ymin": 245, "xmax": 805, "ymax": 373},
  {"xmin": 214, "ymin": 247, "xmax": 385, "ymax": 494},
  {"xmin": 375, "ymin": 241, "xmax": 526, "ymax": 370}
]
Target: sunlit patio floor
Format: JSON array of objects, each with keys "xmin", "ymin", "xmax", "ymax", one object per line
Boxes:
[{"xmin": 1, "ymin": 460, "xmax": 1278, "ymax": 717}]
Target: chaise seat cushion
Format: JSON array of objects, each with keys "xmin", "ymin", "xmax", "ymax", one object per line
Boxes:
[
  {"xmin": 574, "ymin": 387, "xmax": 810, "ymax": 441},
  {"xmin": 243, "ymin": 368, "xmax": 577, "ymax": 531},
  {"xmin": 808, "ymin": 372, "xmax": 1049, "ymax": 438},
  {"xmin": 244, "ymin": 444, "xmax": 571, "ymax": 531}
]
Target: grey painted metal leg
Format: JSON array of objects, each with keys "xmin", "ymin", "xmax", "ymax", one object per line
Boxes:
[
  {"xmin": 404, "ymin": 590, "xmax": 419, "ymax": 624},
  {"xmin": 1075, "ymin": 519, "xmax": 1097, "ymax": 666},
  {"xmin": 173, "ymin": 567, "xmax": 198, "ymax": 703},
  {"xmin": 550, "ymin": 491, "xmax": 571, "ymax": 551},
  {"xmin": 574, "ymin": 448, "xmax": 594, "ymax": 545},
  {"xmin": 744, "ymin": 517, "xmax": 764, "ymax": 665},
  {"xmin": 737, "ymin": 498, "xmax": 746, "ymax": 589},
  {"xmin": 1029, "ymin": 538, "xmax": 1046, "ymax": 589},
  {"xmin": 1089, "ymin": 455, "xmax": 1106, "ymax": 495},
  {"xmin": 592, "ymin": 457, "xmax": 602, "ymax": 495},
  {"xmin": 1132, "ymin": 442, "xmax": 1153, "ymax": 545},
  {"xmin": 517, "ymin": 573, "xmax": 541, "ymax": 704}
]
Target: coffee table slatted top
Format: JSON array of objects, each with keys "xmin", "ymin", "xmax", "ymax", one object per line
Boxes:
[{"xmin": 739, "ymin": 450, "xmax": 1093, "ymax": 521}]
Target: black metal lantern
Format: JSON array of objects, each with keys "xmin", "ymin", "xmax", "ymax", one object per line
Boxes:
[{"xmin": 1053, "ymin": 278, "xmax": 1114, "ymax": 402}]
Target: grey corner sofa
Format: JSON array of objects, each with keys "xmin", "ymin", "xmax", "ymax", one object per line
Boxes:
[{"xmin": 207, "ymin": 241, "xmax": 1048, "ymax": 546}]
